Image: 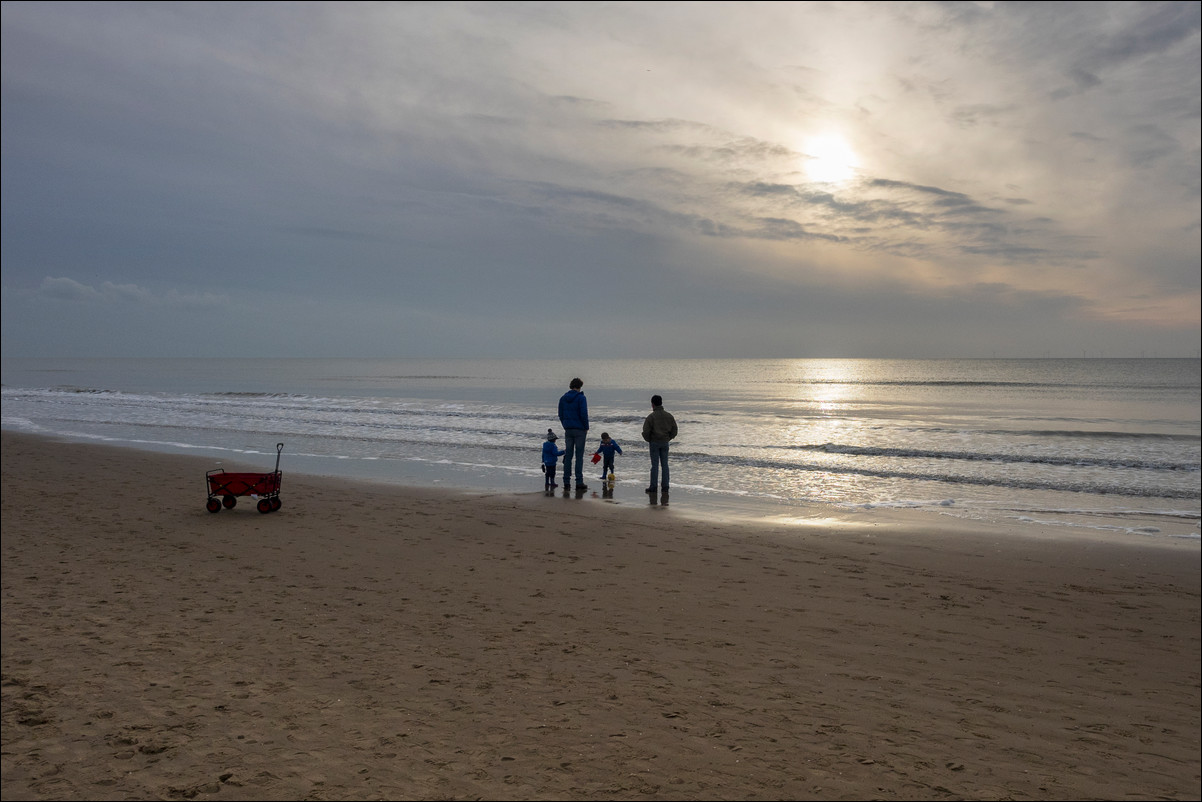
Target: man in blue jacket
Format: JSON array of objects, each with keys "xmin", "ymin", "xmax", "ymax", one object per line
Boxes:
[{"xmin": 558, "ymin": 377, "xmax": 589, "ymax": 490}]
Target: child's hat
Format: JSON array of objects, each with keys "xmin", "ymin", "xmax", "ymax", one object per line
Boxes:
[{"xmin": 546, "ymin": 428, "xmax": 557, "ymax": 440}]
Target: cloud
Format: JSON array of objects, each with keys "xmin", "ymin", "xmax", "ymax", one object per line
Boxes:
[
  {"xmin": 1, "ymin": 1, "xmax": 1197, "ymax": 358},
  {"xmin": 34, "ymin": 277, "xmax": 227, "ymax": 309},
  {"xmin": 1080, "ymin": 1, "xmax": 1200, "ymax": 73}
]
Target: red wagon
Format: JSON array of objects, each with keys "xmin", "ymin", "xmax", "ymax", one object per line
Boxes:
[{"xmin": 205, "ymin": 443, "xmax": 284, "ymax": 514}]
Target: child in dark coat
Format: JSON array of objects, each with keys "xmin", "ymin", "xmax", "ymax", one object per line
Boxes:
[
  {"xmin": 541, "ymin": 429, "xmax": 565, "ymax": 491},
  {"xmin": 593, "ymin": 432, "xmax": 623, "ymax": 481}
]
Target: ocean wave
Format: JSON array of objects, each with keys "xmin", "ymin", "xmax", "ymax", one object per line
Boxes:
[
  {"xmin": 973, "ymin": 429, "xmax": 1200, "ymax": 441},
  {"xmin": 774, "ymin": 442, "xmax": 1198, "ymax": 471},
  {"xmin": 756, "ymin": 379, "xmax": 1195, "ymax": 390},
  {"xmin": 206, "ymin": 391, "xmax": 311, "ymax": 399},
  {"xmin": 673, "ymin": 452, "xmax": 1201, "ymax": 500}
]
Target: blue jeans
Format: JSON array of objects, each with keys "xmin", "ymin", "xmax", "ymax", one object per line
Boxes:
[
  {"xmin": 648, "ymin": 441, "xmax": 670, "ymax": 489},
  {"xmin": 562, "ymin": 428, "xmax": 587, "ymax": 484}
]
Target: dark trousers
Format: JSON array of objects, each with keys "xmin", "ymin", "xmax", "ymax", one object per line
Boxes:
[
  {"xmin": 648, "ymin": 441, "xmax": 670, "ymax": 489},
  {"xmin": 562, "ymin": 428, "xmax": 587, "ymax": 485}
]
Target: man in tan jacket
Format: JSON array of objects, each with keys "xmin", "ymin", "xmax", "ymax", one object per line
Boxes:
[{"xmin": 641, "ymin": 394, "xmax": 678, "ymax": 494}]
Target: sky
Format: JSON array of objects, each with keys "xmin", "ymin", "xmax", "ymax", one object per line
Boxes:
[{"xmin": 2, "ymin": 1, "xmax": 1199, "ymax": 359}]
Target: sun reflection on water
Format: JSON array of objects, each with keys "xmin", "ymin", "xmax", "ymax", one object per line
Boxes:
[{"xmin": 777, "ymin": 360, "xmax": 871, "ymax": 460}]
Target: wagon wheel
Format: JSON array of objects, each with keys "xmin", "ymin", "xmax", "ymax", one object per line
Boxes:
[
  {"xmin": 206, "ymin": 499, "xmax": 221, "ymax": 513},
  {"xmin": 222, "ymin": 495, "xmax": 237, "ymax": 509},
  {"xmin": 270, "ymin": 497, "xmax": 282, "ymax": 512}
]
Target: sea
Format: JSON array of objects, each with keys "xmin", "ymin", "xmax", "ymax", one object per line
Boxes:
[{"xmin": 2, "ymin": 357, "xmax": 1199, "ymax": 543}]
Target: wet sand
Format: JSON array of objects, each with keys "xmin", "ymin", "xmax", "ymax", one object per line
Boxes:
[{"xmin": 2, "ymin": 430, "xmax": 1199, "ymax": 800}]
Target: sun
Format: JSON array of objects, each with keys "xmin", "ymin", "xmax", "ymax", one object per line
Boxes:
[{"xmin": 803, "ymin": 135, "xmax": 860, "ymax": 184}]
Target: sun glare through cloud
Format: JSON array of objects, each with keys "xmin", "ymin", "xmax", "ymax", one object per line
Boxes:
[{"xmin": 803, "ymin": 134, "xmax": 860, "ymax": 184}]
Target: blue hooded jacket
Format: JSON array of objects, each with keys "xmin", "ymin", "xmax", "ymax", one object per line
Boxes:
[
  {"xmin": 595, "ymin": 439, "xmax": 622, "ymax": 459},
  {"xmin": 542, "ymin": 439, "xmax": 565, "ymax": 466},
  {"xmin": 558, "ymin": 389, "xmax": 589, "ymax": 431}
]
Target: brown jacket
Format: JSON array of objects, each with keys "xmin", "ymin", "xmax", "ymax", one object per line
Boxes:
[{"xmin": 641, "ymin": 406, "xmax": 678, "ymax": 443}]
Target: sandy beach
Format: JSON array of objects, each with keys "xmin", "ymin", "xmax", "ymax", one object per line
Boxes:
[{"xmin": 2, "ymin": 431, "xmax": 1198, "ymax": 801}]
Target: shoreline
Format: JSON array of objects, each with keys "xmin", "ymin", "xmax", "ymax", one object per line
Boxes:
[
  {"xmin": 5, "ymin": 426, "xmax": 1198, "ymax": 547},
  {"xmin": 3, "ymin": 430, "xmax": 1199, "ymax": 800}
]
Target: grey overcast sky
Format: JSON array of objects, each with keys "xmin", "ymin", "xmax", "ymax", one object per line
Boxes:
[{"xmin": 2, "ymin": 1, "xmax": 1199, "ymax": 358}]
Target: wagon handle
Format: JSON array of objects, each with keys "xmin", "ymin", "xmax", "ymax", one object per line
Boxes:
[{"xmin": 274, "ymin": 442, "xmax": 284, "ymax": 473}]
